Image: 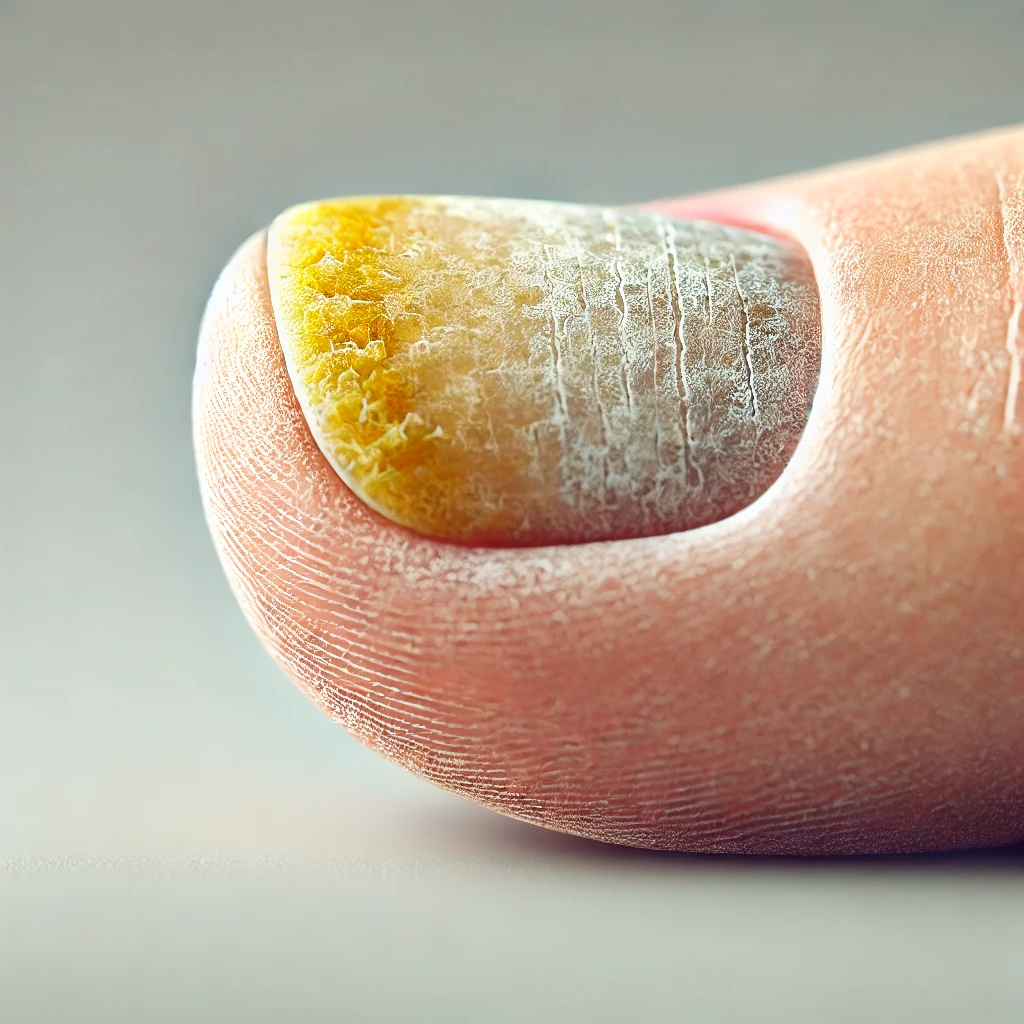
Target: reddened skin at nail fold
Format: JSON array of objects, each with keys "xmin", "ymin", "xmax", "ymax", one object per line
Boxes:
[{"xmin": 267, "ymin": 196, "xmax": 822, "ymax": 545}]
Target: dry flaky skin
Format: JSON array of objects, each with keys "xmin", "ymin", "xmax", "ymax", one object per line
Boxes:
[{"xmin": 268, "ymin": 197, "xmax": 821, "ymax": 543}]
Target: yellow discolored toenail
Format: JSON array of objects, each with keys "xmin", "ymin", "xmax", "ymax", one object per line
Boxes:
[{"xmin": 267, "ymin": 196, "xmax": 821, "ymax": 545}]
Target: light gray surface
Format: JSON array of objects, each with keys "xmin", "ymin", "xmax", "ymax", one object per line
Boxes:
[{"xmin": 2, "ymin": 1, "xmax": 1023, "ymax": 1020}]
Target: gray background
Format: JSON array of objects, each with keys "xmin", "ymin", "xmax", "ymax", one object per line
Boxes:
[{"xmin": 2, "ymin": 0, "xmax": 1024, "ymax": 1020}]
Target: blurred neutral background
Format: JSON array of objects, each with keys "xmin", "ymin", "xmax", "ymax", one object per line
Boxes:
[{"xmin": 3, "ymin": 1, "xmax": 1023, "ymax": 1020}]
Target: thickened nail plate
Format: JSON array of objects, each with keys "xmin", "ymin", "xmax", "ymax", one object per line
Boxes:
[{"xmin": 267, "ymin": 196, "xmax": 821, "ymax": 545}]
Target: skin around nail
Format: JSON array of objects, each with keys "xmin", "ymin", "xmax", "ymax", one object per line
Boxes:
[
  {"xmin": 195, "ymin": 128, "xmax": 1024, "ymax": 854},
  {"xmin": 268, "ymin": 197, "xmax": 821, "ymax": 544}
]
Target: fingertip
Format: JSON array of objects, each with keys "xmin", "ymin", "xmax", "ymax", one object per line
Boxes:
[{"xmin": 192, "ymin": 129, "xmax": 1024, "ymax": 853}]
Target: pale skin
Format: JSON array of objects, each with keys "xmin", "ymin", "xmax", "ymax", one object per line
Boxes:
[{"xmin": 194, "ymin": 127, "xmax": 1024, "ymax": 854}]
